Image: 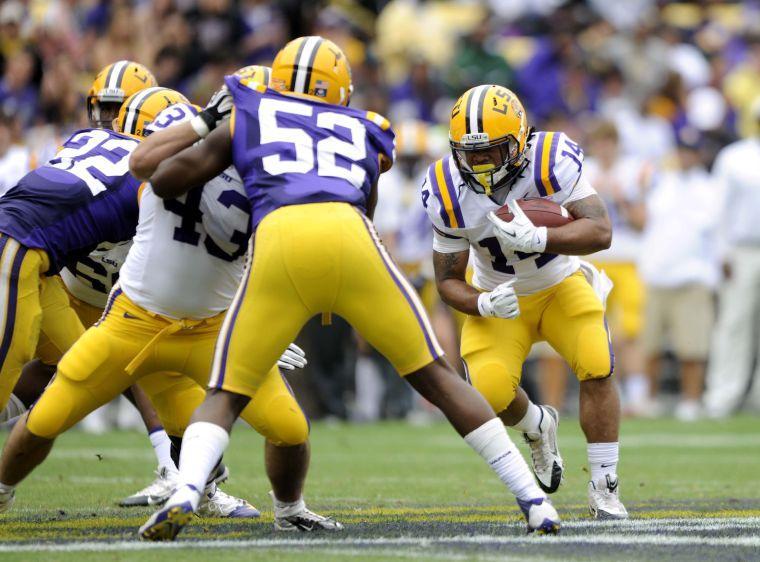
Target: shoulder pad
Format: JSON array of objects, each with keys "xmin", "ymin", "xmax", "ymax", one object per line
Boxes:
[
  {"xmin": 531, "ymin": 132, "xmax": 584, "ymax": 196},
  {"xmin": 422, "ymin": 157, "xmax": 465, "ymax": 230}
]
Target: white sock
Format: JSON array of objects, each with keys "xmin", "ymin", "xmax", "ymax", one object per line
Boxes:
[
  {"xmin": 624, "ymin": 374, "xmax": 649, "ymax": 405},
  {"xmin": 511, "ymin": 402, "xmax": 543, "ymax": 439},
  {"xmin": 587, "ymin": 442, "xmax": 619, "ymax": 482},
  {"xmin": 148, "ymin": 428, "xmax": 176, "ymax": 473},
  {"xmin": 174, "ymin": 422, "xmax": 229, "ymax": 510},
  {"xmin": 0, "ymin": 482, "xmax": 14, "ymax": 494},
  {"xmin": 464, "ymin": 418, "xmax": 545, "ymax": 501},
  {"xmin": 270, "ymin": 490, "xmax": 305, "ymax": 517}
]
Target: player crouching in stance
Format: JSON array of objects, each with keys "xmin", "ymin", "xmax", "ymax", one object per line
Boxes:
[
  {"xmin": 0, "ymin": 82, "xmax": 340, "ymax": 529},
  {"xmin": 424, "ymin": 84, "xmax": 626, "ymax": 519},
  {"xmin": 135, "ymin": 37, "xmax": 559, "ymax": 541}
]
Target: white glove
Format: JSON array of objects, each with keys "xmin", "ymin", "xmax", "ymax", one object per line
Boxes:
[
  {"xmin": 477, "ymin": 280, "xmax": 520, "ymax": 319},
  {"xmin": 277, "ymin": 343, "xmax": 308, "ymax": 371},
  {"xmin": 487, "ymin": 201, "xmax": 547, "ymax": 253},
  {"xmin": 190, "ymin": 86, "xmax": 233, "ymax": 138}
]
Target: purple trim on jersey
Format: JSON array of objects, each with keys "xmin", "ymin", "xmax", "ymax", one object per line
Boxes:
[
  {"xmin": 213, "ymin": 263, "xmax": 252, "ymax": 390},
  {"xmin": 96, "ymin": 286, "xmax": 122, "ymax": 326},
  {"xmin": 428, "ymin": 166, "xmax": 450, "ymax": 228},
  {"xmin": 357, "ymin": 213, "xmax": 441, "ymax": 362},
  {"xmin": 442, "ymin": 157, "xmax": 465, "ymax": 227},
  {"xmin": 604, "ymin": 317, "xmax": 615, "ymax": 377},
  {"xmin": 547, "ymin": 133, "xmax": 562, "ymax": 194},
  {"xmin": 0, "ymin": 242, "xmax": 27, "ymax": 372},
  {"xmin": 532, "ymin": 132, "xmax": 548, "ymax": 197}
]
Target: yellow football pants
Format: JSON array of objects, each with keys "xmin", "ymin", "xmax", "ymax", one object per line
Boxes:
[
  {"xmin": 461, "ymin": 271, "xmax": 613, "ymax": 414},
  {"xmin": 209, "ymin": 203, "xmax": 443, "ymax": 398},
  {"xmin": 591, "ymin": 261, "xmax": 645, "ymax": 339},
  {"xmin": 0, "ymin": 235, "xmax": 83, "ymax": 410},
  {"xmin": 26, "ymin": 288, "xmax": 308, "ymax": 446}
]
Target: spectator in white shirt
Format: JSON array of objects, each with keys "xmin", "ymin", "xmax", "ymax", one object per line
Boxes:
[
  {"xmin": 704, "ymin": 100, "xmax": 760, "ymax": 418},
  {"xmin": 0, "ymin": 112, "xmax": 36, "ymax": 197},
  {"xmin": 639, "ymin": 129, "xmax": 721, "ymax": 421}
]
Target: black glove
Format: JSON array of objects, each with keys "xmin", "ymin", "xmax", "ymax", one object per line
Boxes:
[{"xmin": 190, "ymin": 86, "xmax": 233, "ymax": 138}]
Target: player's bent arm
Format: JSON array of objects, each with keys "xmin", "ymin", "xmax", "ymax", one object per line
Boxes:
[
  {"xmin": 150, "ymin": 122, "xmax": 233, "ymax": 199},
  {"xmin": 129, "ymin": 122, "xmax": 200, "ymax": 181},
  {"xmin": 433, "ymin": 249, "xmax": 481, "ymax": 316},
  {"xmin": 545, "ymin": 194, "xmax": 612, "ymax": 255}
]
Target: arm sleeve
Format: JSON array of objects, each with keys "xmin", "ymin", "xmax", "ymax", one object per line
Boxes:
[{"xmin": 433, "ymin": 226, "xmax": 470, "ymax": 253}]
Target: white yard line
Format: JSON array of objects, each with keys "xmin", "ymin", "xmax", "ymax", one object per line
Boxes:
[{"xmin": 1, "ymin": 518, "xmax": 759, "ymax": 553}]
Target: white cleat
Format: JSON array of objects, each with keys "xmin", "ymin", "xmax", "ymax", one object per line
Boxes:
[
  {"xmin": 196, "ymin": 483, "xmax": 260, "ymax": 518},
  {"xmin": 271, "ymin": 492, "xmax": 343, "ymax": 532},
  {"xmin": 588, "ymin": 475, "xmax": 629, "ymax": 520},
  {"xmin": 523, "ymin": 405, "xmax": 564, "ymax": 493},
  {"xmin": 119, "ymin": 466, "xmax": 178, "ymax": 507},
  {"xmin": 0, "ymin": 487, "xmax": 15, "ymax": 514},
  {"xmin": 516, "ymin": 497, "xmax": 561, "ymax": 534}
]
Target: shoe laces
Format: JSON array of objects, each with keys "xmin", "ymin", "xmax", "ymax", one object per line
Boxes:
[
  {"xmin": 132, "ymin": 467, "xmax": 176, "ymax": 496},
  {"xmin": 199, "ymin": 485, "xmax": 249, "ymax": 516}
]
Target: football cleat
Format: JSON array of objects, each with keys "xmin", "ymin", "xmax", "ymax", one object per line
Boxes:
[
  {"xmin": 119, "ymin": 465, "xmax": 178, "ymax": 507},
  {"xmin": 516, "ymin": 497, "xmax": 560, "ymax": 534},
  {"xmin": 588, "ymin": 475, "xmax": 629, "ymax": 520},
  {"xmin": 523, "ymin": 405, "xmax": 564, "ymax": 494},
  {"xmin": 271, "ymin": 492, "xmax": 343, "ymax": 532},
  {"xmin": 197, "ymin": 483, "xmax": 260, "ymax": 518},
  {"xmin": 0, "ymin": 487, "xmax": 15, "ymax": 514},
  {"xmin": 139, "ymin": 500, "xmax": 195, "ymax": 541}
]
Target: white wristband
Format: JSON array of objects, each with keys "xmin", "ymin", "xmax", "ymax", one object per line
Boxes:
[
  {"xmin": 190, "ymin": 114, "xmax": 211, "ymax": 138},
  {"xmin": 534, "ymin": 226, "xmax": 548, "ymax": 252},
  {"xmin": 477, "ymin": 292, "xmax": 493, "ymax": 317}
]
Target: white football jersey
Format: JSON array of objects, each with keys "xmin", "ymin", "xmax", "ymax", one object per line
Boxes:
[
  {"xmin": 118, "ymin": 167, "xmax": 251, "ymax": 319},
  {"xmin": 61, "ymin": 242, "xmax": 131, "ymax": 308},
  {"xmin": 422, "ymin": 131, "xmax": 597, "ymax": 295}
]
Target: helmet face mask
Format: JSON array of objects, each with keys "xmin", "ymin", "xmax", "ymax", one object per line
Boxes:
[
  {"xmin": 449, "ymin": 85, "xmax": 529, "ymax": 196},
  {"xmin": 88, "ymin": 99, "xmax": 122, "ymax": 130}
]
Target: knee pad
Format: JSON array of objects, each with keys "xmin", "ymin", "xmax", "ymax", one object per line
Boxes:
[
  {"xmin": 26, "ymin": 377, "xmax": 86, "ymax": 439},
  {"xmin": 262, "ymin": 394, "xmax": 310, "ymax": 446},
  {"xmin": 470, "ymin": 362, "xmax": 518, "ymax": 414},
  {"xmin": 575, "ymin": 323, "xmax": 613, "ymax": 380}
]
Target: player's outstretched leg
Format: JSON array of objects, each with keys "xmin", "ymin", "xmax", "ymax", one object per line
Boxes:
[
  {"xmin": 500, "ymin": 388, "xmax": 564, "ymax": 494},
  {"xmin": 405, "ymin": 358, "xmax": 560, "ymax": 534}
]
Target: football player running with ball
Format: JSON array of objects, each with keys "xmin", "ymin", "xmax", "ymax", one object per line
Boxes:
[
  {"xmin": 423, "ymin": 84, "xmax": 626, "ymax": 519},
  {"xmin": 135, "ymin": 36, "xmax": 560, "ymax": 540}
]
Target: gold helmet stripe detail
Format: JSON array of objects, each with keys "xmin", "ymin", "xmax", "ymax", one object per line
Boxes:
[
  {"xmin": 293, "ymin": 36, "xmax": 324, "ymax": 95},
  {"xmin": 262, "ymin": 66, "xmax": 271, "ymax": 85},
  {"xmin": 106, "ymin": 60, "xmax": 130, "ymax": 91},
  {"xmin": 124, "ymin": 87, "xmax": 168, "ymax": 135},
  {"xmin": 466, "ymin": 85, "xmax": 489, "ymax": 135}
]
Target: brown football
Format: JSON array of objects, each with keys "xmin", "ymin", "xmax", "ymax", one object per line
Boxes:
[{"xmin": 495, "ymin": 198, "xmax": 574, "ymax": 227}]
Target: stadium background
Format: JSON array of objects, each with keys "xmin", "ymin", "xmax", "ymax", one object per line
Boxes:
[{"xmin": 1, "ymin": 0, "xmax": 759, "ymax": 422}]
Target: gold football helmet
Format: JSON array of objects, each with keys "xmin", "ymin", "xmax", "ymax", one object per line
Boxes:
[
  {"xmin": 87, "ymin": 60, "xmax": 157, "ymax": 129},
  {"xmin": 234, "ymin": 65, "xmax": 272, "ymax": 87},
  {"xmin": 449, "ymin": 85, "xmax": 529, "ymax": 195},
  {"xmin": 115, "ymin": 87, "xmax": 189, "ymax": 138},
  {"xmin": 270, "ymin": 36, "xmax": 352, "ymax": 106}
]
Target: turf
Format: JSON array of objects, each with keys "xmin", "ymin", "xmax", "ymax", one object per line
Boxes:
[{"xmin": 0, "ymin": 416, "xmax": 758, "ymax": 561}]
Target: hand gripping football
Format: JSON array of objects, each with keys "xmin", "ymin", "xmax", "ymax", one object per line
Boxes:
[{"xmin": 495, "ymin": 198, "xmax": 574, "ymax": 228}]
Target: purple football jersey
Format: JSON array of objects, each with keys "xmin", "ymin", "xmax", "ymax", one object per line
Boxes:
[
  {"xmin": 0, "ymin": 128, "xmax": 141, "ymax": 274},
  {"xmin": 226, "ymin": 76, "xmax": 396, "ymax": 228}
]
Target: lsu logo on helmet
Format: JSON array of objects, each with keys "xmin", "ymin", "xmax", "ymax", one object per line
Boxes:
[
  {"xmin": 270, "ymin": 36, "xmax": 353, "ymax": 106},
  {"xmin": 115, "ymin": 87, "xmax": 189, "ymax": 138},
  {"xmin": 234, "ymin": 65, "xmax": 272, "ymax": 89},
  {"xmin": 449, "ymin": 85, "xmax": 529, "ymax": 195},
  {"xmin": 87, "ymin": 61, "xmax": 157, "ymax": 129}
]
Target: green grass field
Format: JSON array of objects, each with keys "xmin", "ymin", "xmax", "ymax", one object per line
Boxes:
[{"xmin": 1, "ymin": 416, "xmax": 759, "ymax": 561}]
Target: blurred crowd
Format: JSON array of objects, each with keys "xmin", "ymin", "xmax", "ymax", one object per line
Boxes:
[{"xmin": 2, "ymin": 0, "xmax": 760, "ymax": 427}]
